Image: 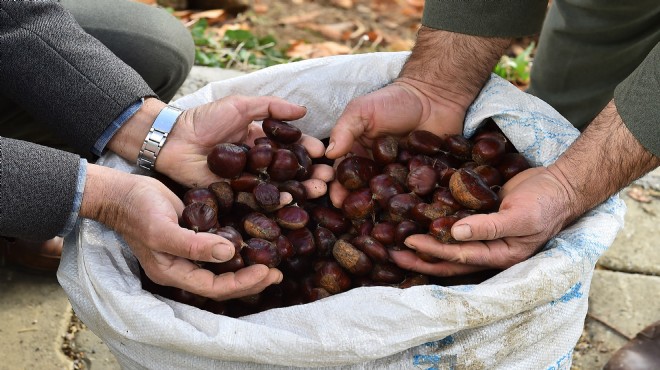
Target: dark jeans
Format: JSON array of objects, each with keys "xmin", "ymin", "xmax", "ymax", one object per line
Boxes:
[
  {"xmin": 0, "ymin": 0, "xmax": 195, "ymax": 154},
  {"xmin": 527, "ymin": 0, "xmax": 660, "ymax": 130}
]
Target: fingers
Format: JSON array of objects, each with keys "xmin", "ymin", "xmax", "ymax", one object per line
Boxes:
[
  {"xmin": 278, "ymin": 192, "xmax": 294, "ymax": 208},
  {"xmin": 298, "ymin": 135, "xmax": 325, "ymax": 158},
  {"xmin": 326, "ymin": 100, "xmax": 369, "ymax": 159},
  {"xmin": 144, "ymin": 254, "xmax": 282, "ymax": 300},
  {"xmin": 329, "ymin": 180, "xmax": 349, "ymax": 208},
  {"xmin": 451, "ymin": 211, "xmax": 533, "ymax": 241},
  {"xmin": 309, "ymin": 164, "xmax": 334, "ymax": 182},
  {"xmin": 302, "ymin": 179, "xmax": 328, "ymax": 199},
  {"xmin": 404, "ymin": 234, "xmax": 511, "ymax": 267},
  {"xmin": 388, "ymin": 249, "xmax": 487, "ymax": 277},
  {"xmin": 232, "ymin": 96, "xmax": 307, "ymax": 123},
  {"xmin": 154, "ymin": 224, "xmax": 236, "ymax": 263}
]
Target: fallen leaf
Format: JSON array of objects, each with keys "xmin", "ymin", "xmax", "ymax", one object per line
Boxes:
[
  {"xmin": 279, "ymin": 11, "xmax": 322, "ymax": 25},
  {"xmin": 627, "ymin": 186, "xmax": 652, "ymax": 203},
  {"xmin": 287, "ymin": 41, "xmax": 351, "ymax": 59},
  {"xmin": 253, "ymin": 3, "xmax": 269, "ymax": 13},
  {"xmin": 190, "ymin": 9, "xmax": 226, "ymax": 20},
  {"xmin": 330, "ymin": 0, "xmax": 353, "ymax": 9},
  {"xmin": 299, "ymin": 22, "xmax": 356, "ymax": 41}
]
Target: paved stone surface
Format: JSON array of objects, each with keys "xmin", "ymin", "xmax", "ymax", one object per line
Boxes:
[{"xmin": 0, "ymin": 268, "xmax": 72, "ymax": 370}]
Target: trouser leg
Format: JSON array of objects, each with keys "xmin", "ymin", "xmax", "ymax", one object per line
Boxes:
[
  {"xmin": 0, "ymin": 0, "xmax": 194, "ymax": 152},
  {"xmin": 527, "ymin": 0, "xmax": 660, "ymax": 130},
  {"xmin": 60, "ymin": 0, "xmax": 195, "ymax": 103}
]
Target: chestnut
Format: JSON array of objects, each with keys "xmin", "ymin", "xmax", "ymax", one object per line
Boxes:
[
  {"xmin": 406, "ymin": 130, "xmax": 445, "ymax": 155},
  {"xmin": 342, "ymin": 188, "xmax": 375, "ymax": 221},
  {"xmin": 208, "ymin": 181, "xmax": 234, "ymax": 215},
  {"xmin": 372, "ymin": 135, "xmax": 399, "ymax": 166},
  {"xmin": 242, "ymin": 238, "xmax": 281, "ymax": 268},
  {"xmin": 398, "ymin": 274, "xmax": 430, "ymax": 289},
  {"xmin": 407, "ymin": 165, "xmax": 438, "ymax": 196},
  {"xmin": 370, "ymin": 263, "xmax": 405, "ymax": 284},
  {"xmin": 351, "ymin": 235, "xmax": 389, "ymax": 263},
  {"xmin": 394, "ymin": 220, "xmax": 421, "ymax": 248},
  {"xmin": 262, "ymin": 118, "xmax": 302, "ymax": 144},
  {"xmin": 253, "ymin": 182, "xmax": 281, "ymax": 212},
  {"xmin": 370, "ymin": 221, "xmax": 396, "ymax": 246},
  {"xmin": 382, "ymin": 163, "xmax": 409, "ymax": 187},
  {"xmin": 207, "ymin": 143, "xmax": 247, "ymax": 179},
  {"xmin": 314, "ymin": 260, "xmax": 351, "ymax": 294},
  {"xmin": 310, "ymin": 206, "xmax": 350, "ymax": 235},
  {"xmin": 278, "ymin": 180, "xmax": 308, "ymax": 206},
  {"xmin": 449, "ymin": 168, "xmax": 500, "ymax": 211},
  {"xmin": 370, "ymin": 174, "xmax": 404, "ymax": 208},
  {"xmin": 336, "ymin": 156, "xmax": 379, "ymax": 190},
  {"xmin": 496, "ymin": 153, "xmax": 531, "ymax": 182},
  {"xmin": 267, "ymin": 149, "xmax": 300, "ymax": 182},
  {"xmin": 313, "ymin": 226, "xmax": 337, "ymax": 258},
  {"xmin": 445, "ymin": 134, "xmax": 473, "ymax": 161},
  {"xmin": 230, "ymin": 173, "xmax": 263, "ymax": 192},
  {"xmin": 387, "ymin": 193, "xmax": 422, "ymax": 221},
  {"xmin": 182, "ymin": 202, "xmax": 217, "ymax": 232},
  {"xmin": 286, "ymin": 228, "xmax": 316, "ymax": 256},
  {"xmin": 243, "ymin": 212, "xmax": 281, "ymax": 241},
  {"xmin": 246, "ymin": 144, "xmax": 274, "ymax": 174},
  {"xmin": 428, "ymin": 215, "xmax": 460, "ymax": 243},
  {"xmin": 289, "ymin": 143, "xmax": 312, "ymax": 181},
  {"xmin": 472, "ymin": 137, "xmax": 505, "ymax": 165},
  {"xmin": 275, "ymin": 234, "xmax": 295, "ymax": 260},
  {"xmin": 332, "ymin": 239, "xmax": 373, "ymax": 276},
  {"xmin": 275, "ymin": 206, "xmax": 309, "ymax": 230}
]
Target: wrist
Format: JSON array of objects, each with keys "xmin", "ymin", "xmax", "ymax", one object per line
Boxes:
[
  {"xmin": 79, "ymin": 164, "xmax": 134, "ymax": 224},
  {"xmin": 107, "ymin": 98, "xmax": 167, "ymax": 162},
  {"xmin": 400, "ymin": 26, "xmax": 511, "ymax": 111}
]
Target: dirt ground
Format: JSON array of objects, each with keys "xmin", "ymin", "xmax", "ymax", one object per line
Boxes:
[{"xmin": 166, "ymin": 0, "xmax": 534, "ymax": 65}]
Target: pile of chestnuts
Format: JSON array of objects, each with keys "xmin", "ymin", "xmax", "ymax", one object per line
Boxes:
[{"xmin": 141, "ymin": 118, "xmax": 530, "ymax": 317}]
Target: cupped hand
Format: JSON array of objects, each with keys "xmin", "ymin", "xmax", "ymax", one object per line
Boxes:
[
  {"xmin": 81, "ymin": 164, "xmax": 282, "ymax": 300},
  {"xmin": 156, "ymin": 95, "xmax": 331, "ymax": 199},
  {"xmin": 325, "ymin": 80, "xmax": 465, "ymax": 161},
  {"xmin": 389, "ymin": 167, "xmax": 575, "ymax": 276}
]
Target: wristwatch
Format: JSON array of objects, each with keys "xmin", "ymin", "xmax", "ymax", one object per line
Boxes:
[{"xmin": 137, "ymin": 105, "xmax": 183, "ymax": 171}]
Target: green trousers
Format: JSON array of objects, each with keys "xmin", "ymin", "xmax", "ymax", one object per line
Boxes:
[
  {"xmin": 0, "ymin": 0, "xmax": 194, "ymax": 153},
  {"xmin": 527, "ymin": 0, "xmax": 660, "ymax": 130}
]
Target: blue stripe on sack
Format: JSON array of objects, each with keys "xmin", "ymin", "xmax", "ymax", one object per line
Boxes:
[
  {"xmin": 551, "ymin": 282, "xmax": 583, "ymax": 305},
  {"xmin": 546, "ymin": 349, "xmax": 574, "ymax": 370}
]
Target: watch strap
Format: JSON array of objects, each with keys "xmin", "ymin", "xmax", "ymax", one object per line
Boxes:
[{"xmin": 137, "ymin": 105, "xmax": 183, "ymax": 171}]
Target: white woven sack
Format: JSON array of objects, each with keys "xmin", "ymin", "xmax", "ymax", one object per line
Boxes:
[{"xmin": 58, "ymin": 52, "xmax": 626, "ymax": 370}]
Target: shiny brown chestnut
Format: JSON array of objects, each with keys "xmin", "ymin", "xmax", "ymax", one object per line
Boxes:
[
  {"xmin": 243, "ymin": 212, "xmax": 281, "ymax": 241},
  {"xmin": 428, "ymin": 215, "xmax": 460, "ymax": 243},
  {"xmin": 253, "ymin": 182, "xmax": 281, "ymax": 212},
  {"xmin": 314, "ymin": 260, "xmax": 352, "ymax": 294},
  {"xmin": 267, "ymin": 149, "xmax": 300, "ymax": 182},
  {"xmin": 406, "ymin": 130, "xmax": 445, "ymax": 156},
  {"xmin": 372, "ymin": 135, "xmax": 399, "ymax": 166},
  {"xmin": 207, "ymin": 143, "xmax": 247, "ymax": 179},
  {"xmin": 182, "ymin": 202, "xmax": 217, "ymax": 232},
  {"xmin": 262, "ymin": 118, "xmax": 302, "ymax": 144},
  {"xmin": 208, "ymin": 181, "xmax": 234, "ymax": 215},
  {"xmin": 275, "ymin": 206, "xmax": 309, "ymax": 230},
  {"xmin": 242, "ymin": 238, "xmax": 281, "ymax": 268},
  {"xmin": 351, "ymin": 235, "xmax": 389, "ymax": 263},
  {"xmin": 336, "ymin": 156, "xmax": 379, "ymax": 190},
  {"xmin": 342, "ymin": 188, "xmax": 375, "ymax": 221},
  {"xmin": 449, "ymin": 168, "xmax": 500, "ymax": 211}
]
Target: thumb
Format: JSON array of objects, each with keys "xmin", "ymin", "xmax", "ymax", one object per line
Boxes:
[
  {"xmin": 326, "ymin": 104, "xmax": 368, "ymax": 159},
  {"xmin": 158, "ymin": 223, "xmax": 236, "ymax": 263},
  {"xmin": 451, "ymin": 209, "xmax": 530, "ymax": 241}
]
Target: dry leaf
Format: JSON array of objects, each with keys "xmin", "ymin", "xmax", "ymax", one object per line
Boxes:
[
  {"xmin": 627, "ymin": 186, "xmax": 652, "ymax": 203},
  {"xmin": 299, "ymin": 22, "xmax": 355, "ymax": 41},
  {"xmin": 279, "ymin": 11, "xmax": 322, "ymax": 25},
  {"xmin": 331, "ymin": 0, "xmax": 353, "ymax": 9},
  {"xmin": 287, "ymin": 41, "xmax": 351, "ymax": 59},
  {"xmin": 253, "ymin": 3, "xmax": 269, "ymax": 13},
  {"xmin": 384, "ymin": 35, "xmax": 414, "ymax": 51},
  {"xmin": 190, "ymin": 9, "xmax": 226, "ymax": 19}
]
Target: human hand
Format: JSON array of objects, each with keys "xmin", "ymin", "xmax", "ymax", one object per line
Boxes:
[
  {"xmin": 388, "ymin": 167, "xmax": 575, "ymax": 276},
  {"xmin": 156, "ymin": 95, "xmax": 332, "ymax": 199},
  {"xmin": 80, "ymin": 164, "xmax": 282, "ymax": 300}
]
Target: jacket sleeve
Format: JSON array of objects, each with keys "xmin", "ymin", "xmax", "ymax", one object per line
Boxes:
[
  {"xmin": 614, "ymin": 42, "xmax": 660, "ymax": 157},
  {"xmin": 422, "ymin": 0, "xmax": 548, "ymax": 37},
  {"xmin": 0, "ymin": 1, "xmax": 155, "ymax": 153},
  {"xmin": 0, "ymin": 1, "xmax": 154, "ymax": 240}
]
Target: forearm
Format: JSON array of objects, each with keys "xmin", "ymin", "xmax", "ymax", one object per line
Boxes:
[
  {"xmin": 105, "ymin": 98, "xmax": 167, "ymax": 162},
  {"xmin": 398, "ymin": 27, "xmax": 511, "ymax": 112},
  {"xmin": 548, "ymin": 100, "xmax": 660, "ymax": 225}
]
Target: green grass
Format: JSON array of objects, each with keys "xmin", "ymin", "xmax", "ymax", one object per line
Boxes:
[
  {"xmin": 189, "ymin": 17, "xmax": 535, "ymax": 86},
  {"xmin": 191, "ymin": 19, "xmax": 299, "ymax": 71},
  {"xmin": 493, "ymin": 42, "xmax": 535, "ymax": 86}
]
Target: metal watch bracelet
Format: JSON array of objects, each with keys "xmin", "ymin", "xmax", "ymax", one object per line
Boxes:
[{"xmin": 137, "ymin": 105, "xmax": 183, "ymax": 171}]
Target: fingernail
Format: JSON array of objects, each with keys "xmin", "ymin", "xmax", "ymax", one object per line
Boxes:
[
  {"xmin": 211, "ymin": 243, "xmax": 234, "ymax": 261},
  {"xmin": 325, "ymin": 142, "xmax": 335, "ymax": 156},
  {"xmin": 276, "ymin": 272, "xmax": 284, "ymax": 283},
  {"xmin": 403, "ymin": 240, "xmax": 416, "ymax": 250},
  {"xmin": 452, "ymin": 224, "xmax": 472, "ymax": 240},
  {"xmin": 298, "ymin": 104, "xmax": 307, "ymax": 110}
]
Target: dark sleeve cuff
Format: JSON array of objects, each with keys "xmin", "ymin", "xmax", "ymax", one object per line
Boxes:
[
  {"xmin": 422, "ymin": 0, "xmax": 548, "ymax": 37},
  {"xmin": 614, "ymin": 42, "xmax": 660, "ymax": 158},
  {"xmin": 0, "ymin": 138, "xmax": 80, "ymax": 240}
]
